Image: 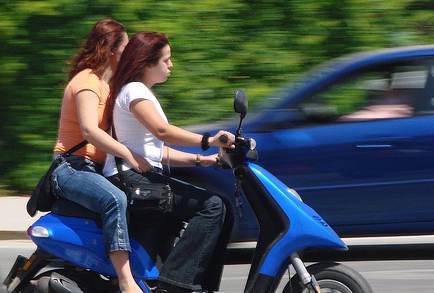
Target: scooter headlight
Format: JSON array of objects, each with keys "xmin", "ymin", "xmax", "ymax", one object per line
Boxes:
[{"xmin": 31, "ymin": 226, "xmax": 49, "ymax": 238}]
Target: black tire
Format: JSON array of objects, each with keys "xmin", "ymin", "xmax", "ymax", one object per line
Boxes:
[{"xmin": 283, "ymin": 262, "xmax": 373, "ymax": 293}]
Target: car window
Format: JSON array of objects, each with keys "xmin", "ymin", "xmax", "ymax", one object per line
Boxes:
[{"xmin": 294, "ymin": 57, "xmax": 434, "ymax": 125}]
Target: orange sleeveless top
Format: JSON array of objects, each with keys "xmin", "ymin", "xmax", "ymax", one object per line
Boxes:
[{"xmin": 53, "ymin": 69, "xmax": 111, "ymax": 165}]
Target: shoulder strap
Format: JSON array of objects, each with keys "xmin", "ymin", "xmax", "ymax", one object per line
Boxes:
[
  {"xmin": 111, "ymin": 126, "xmax": 123, "ymax": 173},
  {"xmin": 64, "ymin": 125, "xmax": 111, "ymax": 156},
  {"xmin": 64, "ymin": 140, "xmax": 88, "ymax": 156}
]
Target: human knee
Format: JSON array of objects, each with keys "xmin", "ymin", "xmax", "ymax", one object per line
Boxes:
[
  {"xmin": 104, "ymin": 190, "xmax": 128, "ymax": 213},
  {"xmin": 203, "ymin": 195, "xmax": 225, "ymax": 217}
]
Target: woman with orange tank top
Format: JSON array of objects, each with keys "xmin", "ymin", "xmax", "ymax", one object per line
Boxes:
[{"xmin": 51, "ymin": 19, "xmax": 151, "ymax": 293}]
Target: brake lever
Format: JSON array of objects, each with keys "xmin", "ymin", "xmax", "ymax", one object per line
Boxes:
[
  {"xmin": 214, "ymin": 134, "xmax": 230, "ymax": 170},
  {"xmin": 213, "ymin": 160, "xmax": 222, "ymax": 170}
]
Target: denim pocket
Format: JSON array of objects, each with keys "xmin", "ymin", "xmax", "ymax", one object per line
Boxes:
[
  {"xmin": 51, "ymin": 161, "xmax": 73, "ymax": 197},
  {"xmin": 51, "ymin": 172, "xmax": 64, "ymax": 198}
]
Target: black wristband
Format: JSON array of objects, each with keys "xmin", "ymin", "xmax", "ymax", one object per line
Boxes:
[{"xmin": 201, "ymin": 132, "xmax": 211, "ymax": 151}]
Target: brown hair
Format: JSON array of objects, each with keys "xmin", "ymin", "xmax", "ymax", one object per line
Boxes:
[
  {"xmin": 67, "ymin": 18, "xmax": 126, "ymax": 80},
  {"xmin": 110, "ymin": 31, "xmax": 169, "ymax": 104}
]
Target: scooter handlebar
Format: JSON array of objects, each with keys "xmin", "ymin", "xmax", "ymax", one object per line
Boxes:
[
  {"xmin": 219, "ymin": 134, "xmax": 228, "ymax": 143},
  {"xmin": 214, "ymin": 134, "xmax": 257, "ymax": 170}
]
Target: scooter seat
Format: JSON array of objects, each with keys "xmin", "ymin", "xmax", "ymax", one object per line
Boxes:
[{"xmin": 51, "ymin": 198, "xmax": 101, "ymax": 220}]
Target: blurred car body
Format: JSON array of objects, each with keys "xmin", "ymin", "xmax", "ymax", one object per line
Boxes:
[{"xmin": 171, "ymin": 45, "xmax": 434, "ymax": 242}]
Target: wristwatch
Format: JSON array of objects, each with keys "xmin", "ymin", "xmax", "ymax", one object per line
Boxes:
[{"xmin": 195, "ymin": 154, "xmax": 202, "ymax": 167}]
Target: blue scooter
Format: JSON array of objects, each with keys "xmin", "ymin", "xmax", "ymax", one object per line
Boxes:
[{"xmin": 4, "ymin": 90, "xmax": 373, "ymax": 293}]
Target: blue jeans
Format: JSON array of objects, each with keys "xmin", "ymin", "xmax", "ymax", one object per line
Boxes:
[
  {"xmin": 112, "ymin": 169, "xmax": 234, "ymax": 292},
  {"xmin": 51, "ymin": 154, "xmax": 130, "ymax": 255}
]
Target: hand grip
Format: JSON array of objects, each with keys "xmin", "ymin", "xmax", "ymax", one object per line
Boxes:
[{"xmin": 219, "ymin": 134, "xmax": 228, "ymax": 143}]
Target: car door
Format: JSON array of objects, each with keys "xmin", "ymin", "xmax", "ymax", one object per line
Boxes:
[{"xmin": 255, "ymin": 57, "xmax": 434, "ymax": 236}]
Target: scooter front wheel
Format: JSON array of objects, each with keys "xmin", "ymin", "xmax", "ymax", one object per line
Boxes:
[{"xmin": 283, "ymin": 262, "xmax": 373, "ymax": 293}]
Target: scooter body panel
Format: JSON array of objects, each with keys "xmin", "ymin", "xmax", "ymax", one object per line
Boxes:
[
  {"xmin": 247, "ymin": 163, "xmax": 347, "ymax": 276},
  {"xmin": 30, "ymin": 213, "xmax": 159, "ymax": 278}
]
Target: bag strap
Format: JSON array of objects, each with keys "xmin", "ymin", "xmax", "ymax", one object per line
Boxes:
[
  {"xmin": 62, "ymin": 126, "xmax": 111, "ymax": 156},
  {"xmin": 111, "ymin": 126, "xmax": 123, "ymax": 174},
  {"xmin": 63, "ymin": 140, "xmax": 88, "ymax": 156}
]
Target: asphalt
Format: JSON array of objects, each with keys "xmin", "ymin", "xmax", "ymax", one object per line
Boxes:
[{"xmin": 0, "ymin": 196, "xmax": 40, "ymax": 240}]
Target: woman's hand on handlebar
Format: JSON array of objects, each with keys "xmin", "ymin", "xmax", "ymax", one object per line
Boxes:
[
  {"xmin": 200, "ymin": 154, "xmax": 219, "ymax": 167},
  {"xmin": 209, "ymin": 130, "xmax": 235, "ymax": 148}
]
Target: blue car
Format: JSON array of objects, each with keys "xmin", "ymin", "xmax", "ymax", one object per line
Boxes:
[{"xmin": 171, "ymin": 45, "xmax": 434, "ymax": 242}]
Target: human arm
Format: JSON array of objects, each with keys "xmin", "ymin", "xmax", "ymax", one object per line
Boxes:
[
  {"xmin": 162, "ymin": 146, "xmax": 218, "ymax": 167},
  {"xmin": 76, "ymin": 90, "xmax": 152, "ymax": 173},
  {"xmin": 130, "ymin": 99, "xmax": 235, "ymax": 148}
]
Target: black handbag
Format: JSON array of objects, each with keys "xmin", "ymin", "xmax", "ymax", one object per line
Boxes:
[
  {"xmin": 26, "ymin": 140, "xmax": 88, "ymax": 217},
  {"xmin": 112, "ymin": 127, "xmax": 173, "ymax": 216},
  {"xmin": 124, "ymin": 180, "xmax": 173, "ymax": 215}
]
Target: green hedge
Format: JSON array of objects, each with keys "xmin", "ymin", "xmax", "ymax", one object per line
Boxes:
[{"xmin": 1, "ymin": 0, "xmax": 433, "ymax": 192}]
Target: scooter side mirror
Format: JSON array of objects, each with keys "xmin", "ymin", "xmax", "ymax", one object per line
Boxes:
[
  {"xmin": 234, "ymin": 90, "xmax": 248, "ymax": 137},
  {"xmin": 234, "ymin": 89, "xmax": 248, "ymax": 118}
]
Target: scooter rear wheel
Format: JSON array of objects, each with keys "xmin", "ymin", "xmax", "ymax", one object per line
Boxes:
[{"xmin": 283, "ymin": 262, "xmax": 373, "ymax": 293}]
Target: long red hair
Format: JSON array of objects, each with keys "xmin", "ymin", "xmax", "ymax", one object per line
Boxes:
[
  {"xmin": 67, "ymin": 18, "xmax": 126, "ymax": 81},
  {"xmin": 110, "ymin": 32, "xmax": 169, "ymax": 104}
]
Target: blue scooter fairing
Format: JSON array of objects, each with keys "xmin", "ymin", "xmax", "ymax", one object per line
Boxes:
[
  {"xmin": 247, "ymin": 163, "xmax": 348, "ymax": 277},
  {"xmin": 29, "ymin": 213, "xmax": 159, "ymax": 279}
]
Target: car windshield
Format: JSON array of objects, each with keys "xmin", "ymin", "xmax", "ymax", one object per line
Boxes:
[
  {"xmin": 253, "ymin": 46, "xmax": 434, "ymax": 114},
  {"xmin": 250, "ymin": 53, "xmax": 358, "ymax": 113}
]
